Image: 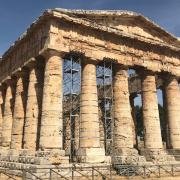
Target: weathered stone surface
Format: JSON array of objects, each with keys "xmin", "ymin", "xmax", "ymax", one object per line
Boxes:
[
  {"xmin": 1, "ymin": 8, "xmax": 180, "ymax": 173},
  {"xmin": 2, "ymin": 80, "xmax": 15, "ymax": 149},
  {"xmin": 77, "ymin": 58, "xmax": 106, "ymax": 162},
  {"xmin": 113, "ymin": 66, "xmax": 134, "ymax": 151},
  {"xmin": 140, "ymin": 149, "xmax": 176, "ymax": 165},
  {"xmin": 79, "ymin": 59, "xmax": 101, "ymax": 148},
  {"xmin": 11, "ymin": 72, "xmax": 26, "ymax": 150},
  {"xmin": 163, "ymin": 75, "xmax": 180, "ymax": 149},
  {"xmin": 23, "ymin": 63, "xmax": 42, "ymax": 151},
  {"xmin": 39, "ymin": 50, "xmax": 64, "ymax": 150},
  {"xmin": 0, "ymin": 86, "xmax": 3, "ymax": 147},
  {"xmin": 112, "ymin": 66, "xmax": 145, "ymax": 164},
  {"xmin": 141, "ymin": 72, "xmax": 163, "ymax": 149}
]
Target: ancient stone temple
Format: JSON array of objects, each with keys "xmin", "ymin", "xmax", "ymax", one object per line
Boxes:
[{"xmin": 0, "ymin": 8, "xmax": 180, "ymax": 179}]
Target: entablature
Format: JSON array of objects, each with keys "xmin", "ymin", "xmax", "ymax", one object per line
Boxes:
[{"xmin": 1, "ymin": 9, "xmax": 180, "ymax": 83}]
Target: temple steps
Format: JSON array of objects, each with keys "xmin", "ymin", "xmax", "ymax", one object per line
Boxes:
[
  {"xmin": 0, "ymin": 154, "xmax": 69, "ymax": 165},
  {"xmin": 168, "ymin": 149, "xmax": 180, "ymax": 161}
]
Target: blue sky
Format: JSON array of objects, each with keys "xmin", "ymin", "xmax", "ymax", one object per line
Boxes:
[
  {"xmin": 0, "ymin": 0, "xmax": 179, "ymax": 105},
  {"xmin": 0, "ymin": 0, "xmax": 180, "ymax": 56}
]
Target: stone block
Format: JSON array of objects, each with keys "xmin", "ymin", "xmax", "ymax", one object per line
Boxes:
[{"xmin": 77, "ymin": 147, "xmax": 110, "ymax": 163}]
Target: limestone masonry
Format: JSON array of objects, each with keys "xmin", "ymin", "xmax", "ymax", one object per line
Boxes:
[{"xmin": 0, "ymin": 8, "xmax": 180, "ymax": 179}]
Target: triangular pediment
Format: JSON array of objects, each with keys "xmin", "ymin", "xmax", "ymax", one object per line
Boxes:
[
  {"xmin": 2, "ymin": 9, "xmax": 180, "ymax": 58},
  {"xmin": 54, "ymin": 9, "xmax": 180, "ymax": 47}
]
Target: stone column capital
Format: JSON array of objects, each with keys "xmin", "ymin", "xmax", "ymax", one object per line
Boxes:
[
  {"xmin": 137, "ymin": 69, "xmax": 155, "ymax": 77},
  {"xmin": 113, "ymin": 64, "xmax": 128, "ymax": 71},
  {"xmin": 42, "ymin": 49, "xmax": 65, "ymax": 60},
  {"xmin": 0, "ymin": 83, "xmax": 6, "ymax": 94},
  {"xmin": 14, "ymin": 69, "xmax": 27, "ymax": 79},
  {"xmin": 82, "ymin": 56, "xmax": 98, "ymax": 65},
  {"xmin": 161, "ymin": 72, "xmax": 178, "ymax": 81},
  {"xmin": 4, "ymin": 77, "xmax": 16, "ymax": 87},
  {"xmin": 113, "ymin": 65, "xmax": 129, "ymax": 79},
  {"xmin": 26, "ymin": 59, "xmax": 37, "ymax": 70}
]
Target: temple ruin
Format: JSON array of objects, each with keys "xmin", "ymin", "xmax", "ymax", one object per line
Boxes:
[{"xmin": 0, "ymin": 8, "xmax": 180, "ymax": 179}]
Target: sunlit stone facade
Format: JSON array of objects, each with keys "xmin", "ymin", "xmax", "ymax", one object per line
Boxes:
[{"xmin": 0, "ymin": 8, "xmax": 180, "ymax": 179}]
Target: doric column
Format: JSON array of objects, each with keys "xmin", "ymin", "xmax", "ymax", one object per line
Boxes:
[
  {"xmin": 23, "ymin": 62, "xmax": 42, "ymax": 151},
  {"xmin": 113, "ymin": 65, "xmax": 136, "ymax": 156},
  {"xmin": 11, "ymin": 71, "xmax": 27, "ymax": 150},
  {"xmin": 141, "ymin": 71, "xmax": 163, "ymax": 149},
  {"xmin": 39, "ymin": 50, "xmax": 63, "ymax": 150},
  {"xmin": 161, "ymin": 86, "xmax": 170, "ymax": 148},
  {"xmin": 130, "ymin": 93, "xmax": 138, "ymax": 148},
  {"xmin": 77, "ymin": 58, "xmax": 106, "ymax": 163},
  {"xmin": 163, "ymin": 75, "xmax": 180, "ymax": 149},
  {"xmin": 0, "ymin": 85, "xmax": 4, "ymax": 147},
  {"xmin": 2, "ymin": 79, "xmax": 16, "ymax": 149}
]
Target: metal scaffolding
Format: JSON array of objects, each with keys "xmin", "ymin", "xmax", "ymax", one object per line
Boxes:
[
  {"xmin": 1, "ymin": 163, "xmax": 180, "ymax": 179},
  {"xmin": 63, "ymin": 57, "xmax": 114, "ymax": 159},
  {"xmin": 96, "ymin": 60, "xmax": 113, "ymax": 155},
  {"xmin": 63, "ymin": 54, "xmax": 81, "ymax": 161}
]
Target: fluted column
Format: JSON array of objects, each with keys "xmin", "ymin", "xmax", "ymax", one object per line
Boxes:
[
  {"xmin": 23, "ymin": 63, "xmax": 42, "ymax": 151},
  {"xmin": 162, "ymin": 86, "xmax": 170, "ymax": 148},
  {"xmin": 130, "ymin": 94, "xmax": 137, "ymax": 148},
  {"xmin": 11, "ymin": 71, "xmax": 26, "ymax": 150},
  {"xmin": 77, "ymin": 58, "xmax": 105, "ymax": 163},
  {"xmin": 39, "ymin": 50, "xmax": 63, "ymax": 150},
  {"xmin": 0, "ymin": 85, "xmax": 3, "ymax": 147},
  {"xmin": 2, "ymin": 79, "xmax": 16, "ymax": 149},
  {"xmin": 141, "ymin": 71, "xmax": 163, "ymax": 149},
  {"xmin": 80, "ymin": 60, "xmax": 100, "ymax": 148},
  {"xmin": 113, "ymin": 66, "xmax": 135, "ymax": 156},
  {"xmin": 163, "ymin": 75, "xmax": 180, "ymax": 149}
]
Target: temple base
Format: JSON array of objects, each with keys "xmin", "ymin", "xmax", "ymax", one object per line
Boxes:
[
  {"xmin": 167, "ymin": 149, "xmax": 180, "ymax": 161},
  {"xmin": 112, "ymin": 148, "xmax": 147, "ymax": 165},
  {"xmin": 140, "ymin": 149, "xmax": 176, "ymax": 164},
  {"xmin": 0, "ymin": 149, "xmax": 69, "ymax": 165},
  {"xmin": 77, "ymin": 147, "xmax": 110, "ymax": 163}
]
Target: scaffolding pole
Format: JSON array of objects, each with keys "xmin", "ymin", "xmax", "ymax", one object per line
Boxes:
[
  {"xmin": 63, "ymin": 54, "xmax": 81, "ymax": 162},
  {"xmin": 96, "ymin": 60, "xmax": 113, "ymax": 155}
]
